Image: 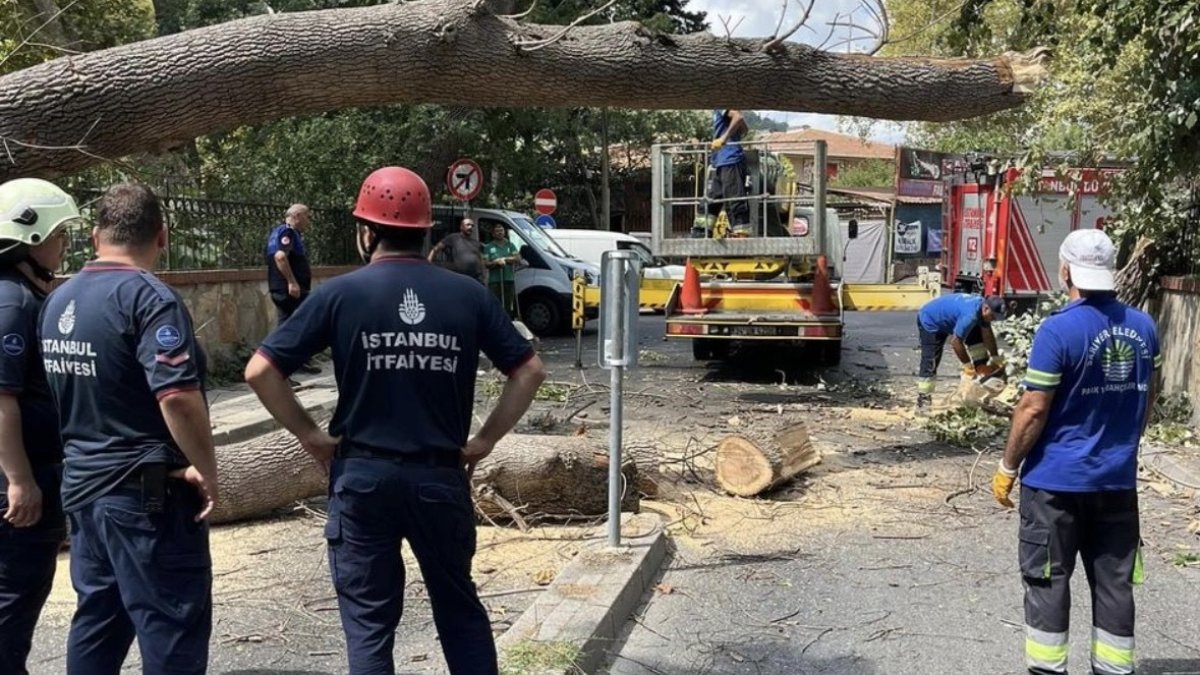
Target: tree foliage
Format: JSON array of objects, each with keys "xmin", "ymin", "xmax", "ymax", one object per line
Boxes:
[
  {"xmin": 1, "ymin": 0, "xmax": 155, "ymax": 74},
  {"xmin": 881, "ymin": 0, "xmax": 1200, "ymax": 278}
]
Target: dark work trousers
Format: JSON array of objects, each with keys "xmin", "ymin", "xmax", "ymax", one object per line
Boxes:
[
  {"xmin": 706, "ymin": 162, "xmax": 750, "ymax": 227},
  {"xmin": 489, "ymin": 281, "xmax": 517, "ymax": 320},
  {"xmin": 0, "ymin": 464, "xmax": 65, "ymax": 675},
  {"xmin": 271, "ymin": 290, "xmax": 309, "ymax": 326},
  {"xmin": 1019, "ymin": 485, "xmax": 1141, "ymax": 675},
  {"xmin": 65, "ymin": 475, "xmax": 212, "ymax": 675},
  {"xmin": 325, "ymin": 456, "xmax": 497, "ymax": 675},
  {"xmin": 916, "ymin": 321, "xmax": 985, "ymax": 396}
]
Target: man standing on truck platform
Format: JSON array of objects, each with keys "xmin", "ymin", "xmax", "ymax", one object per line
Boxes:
[
  {"xmin": 915, "ymin": 292, "xmax": 1007, "ymax": 410},
  {"xmin": 993, "ymin": 229, "xmax": 1159, "ymax": 675},
  {"xmin": 244, "ymin": 166, "xmax": 546, "ymax": 675},
  {"xmin": 696, "ymin": 109, "xmax": 751, "ymax": 238}
]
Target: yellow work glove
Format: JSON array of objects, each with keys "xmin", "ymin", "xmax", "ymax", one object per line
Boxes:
[
  {"xmin": 711, "ymin": 138, "xmax": 725, "ymax": 151},
  {"xmin": 992, "ymin": 462, "xmax": 1018, "ymax": 508},
  {"xmin": 961, "ymin": 363, "xmax": 978, "ymax": 378}
]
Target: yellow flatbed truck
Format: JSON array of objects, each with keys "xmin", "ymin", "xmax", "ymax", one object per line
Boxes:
[{"xmin": 650, "ymin": 139, "xmax": 940, "ymax": 364}]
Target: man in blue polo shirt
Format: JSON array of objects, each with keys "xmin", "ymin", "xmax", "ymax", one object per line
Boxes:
[
  {"xmin": 0, "ymin": 178, "xmax": 81, "ymax": 674},
  {"xmin": 915, "ymin": 292, "xmax": 1008, "ymax": 409},
  {"xmin": 40, "ymin": 182, "xmax": 219, "ymax": 675},
  {"xmin": 696, "ymin": 108, "xmax": 750, "ymax": 238},
  {"xmin": 245, "ymin": 166, "xmax": 546, "ymax": 675},
  {"xmin": 993, "ymin": 229, "xmax": 1159, "ymax": 675}
]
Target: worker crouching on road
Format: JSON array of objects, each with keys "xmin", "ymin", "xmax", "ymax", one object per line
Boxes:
[
  {"xmin": 993, "ymin": 229, "xmax": 1160, "ymax": 675},
  {"xmin": 915, "ymin": 291, "xmax": 1008, "ymax": 410},
  {"xmin": 0, "ymin": 179, "xmax": 78, "ymax": 675},
  {"xmin": 244, "ymin": 166, "xmax": 546, "ymax": 675}
]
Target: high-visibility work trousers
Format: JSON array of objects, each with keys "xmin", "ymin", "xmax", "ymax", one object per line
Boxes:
[
  {"xmin": 1019, "ymin": 485, "xmax": 1142, "ymax": 675},
  {"xmin": 916, "ymin": 320, "xmax": 986, "ymax": 396}
]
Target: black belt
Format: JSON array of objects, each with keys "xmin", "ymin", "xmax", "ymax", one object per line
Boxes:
[{"xmin": 337, "ymin": 446, "xmax": 462, "ymax": 468}]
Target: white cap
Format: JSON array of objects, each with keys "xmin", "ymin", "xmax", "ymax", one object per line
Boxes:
[{"xmin": 1060, "ymin": 229, "xmax": 1116, "ymax": 291}]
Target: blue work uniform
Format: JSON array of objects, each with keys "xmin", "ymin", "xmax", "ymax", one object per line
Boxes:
[
  {"xmin": 705, "ymin": 109, "xmax": 750, "ymax": 227},
  {"xmin": 40, "ymin": 261, "xmax": 211, "ymax": 675},
  {"xmin": 257, "ymin": 256, "xmax": 533, "ymax": 675},
  {"xmin": 1016, "ymin": 295, "xmax": 1160, "ymax": 675},
  {"xmin": 915, "ymin": 293, "xmax": 989, "ymax": 395},
  {"xmin": 265, "ymin": 222, "xmax": 312, "ymax": 324},
  {"xmin": 0, "ymin": 270, "xmax": 65, "ymax": 675}
]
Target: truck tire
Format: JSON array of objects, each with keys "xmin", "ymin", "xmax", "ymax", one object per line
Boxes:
[
  {"xmin": 519, "ymin": 291, "xmax": 565, "ymax": 337},
  {"xmin": 817, "ymin": 340, "xmax": 842, "ymax": 367},
  {"xmin": 692, "ymin": 338, "xmax": 730, "ymax": 361}
]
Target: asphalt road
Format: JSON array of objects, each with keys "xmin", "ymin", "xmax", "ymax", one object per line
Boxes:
[{"xmin": 596, "ymin": 312, "xmax": 1200, "ymax": 675}]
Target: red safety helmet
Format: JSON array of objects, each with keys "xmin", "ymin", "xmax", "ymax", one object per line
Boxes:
[{"xmin": 352, "ymin": 166, "xmax": 432, "ymax": 229}]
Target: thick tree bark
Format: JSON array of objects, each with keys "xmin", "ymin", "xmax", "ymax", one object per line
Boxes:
[
  {"xmin": 715, "ymin": 422, "xmax": 820, "ymax": 497},
  {"xmin": 1115, "ymin": 237, "xmax": 1157, "ymax": 309},
  {"xmin": 0, "ymin": 0, "xmax": 1047, "ymax": 180}
]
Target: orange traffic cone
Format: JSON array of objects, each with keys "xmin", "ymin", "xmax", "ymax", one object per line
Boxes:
[
  {"xmin": 811, "ymin": 255, "xmax": 834, "ymax": 315},
  {"xmin": 680, "ymin": 258, "xmax": 706, "ymax": 315}
]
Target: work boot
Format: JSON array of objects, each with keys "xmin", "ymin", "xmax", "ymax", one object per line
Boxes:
[{"xmin": 914, "ymin": 393, "xmax": 932, "ymax": 415}]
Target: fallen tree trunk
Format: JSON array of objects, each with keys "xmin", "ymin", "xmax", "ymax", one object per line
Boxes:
[
  {"xmin": 0, "ymin": 0, "xmax": 1048, "ymax": 180},
  {"xmin": 210, "ymin": 414, "xmax": 331, "ymax": 525},
  {"xmin": 715, "ymin": 423, "xmax": 820, "ymax": 497}
]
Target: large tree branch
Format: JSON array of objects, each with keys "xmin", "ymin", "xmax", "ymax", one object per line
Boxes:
[{"xmin": 0, "ymin": 0, "xmax": 1047, "ymax": 180}]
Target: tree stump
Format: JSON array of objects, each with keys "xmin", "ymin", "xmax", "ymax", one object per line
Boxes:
[{"xmin": 714, "ymin": 423, "xmax": 821, "ymax": 497}]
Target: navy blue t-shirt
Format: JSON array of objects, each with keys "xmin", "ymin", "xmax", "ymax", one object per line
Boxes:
[
  {"xmin": 0, "ymin": 271, "xmax": 61, "ymax": 467},
  {"xmin": 257, "ymin": 257, "xmax": 534, "ymax": 456},
  {"xmin": 40, "ymin": 262, "xmax": 207, "ymax": 512},
  {"xmin": 918, "ymin": 293, "xmax": 985, "ymax": 339},
  {"xmin": 1021, "ymin": 296, "xmax": 1161, "ymax": 491},
  {"xmin": 266, "ymin": 223, "xmax": 311, "ymax": 294},
  {"xmin": 712, "ymin": 109, "xmax": 745, "ymax": 168}
]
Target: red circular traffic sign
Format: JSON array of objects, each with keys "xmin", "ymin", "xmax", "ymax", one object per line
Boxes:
[
  {"xmin": 447, "ymin": 159, "xmax": 483, "ymax": 202},
  {"xmin": 534, "ymin": 188, "xmax": 557, "ymax": 215}
]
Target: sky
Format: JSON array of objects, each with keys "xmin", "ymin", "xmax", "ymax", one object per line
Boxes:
[{"xmin": 684, "ymin": 0, "xmax": 907, "ymax": 144}]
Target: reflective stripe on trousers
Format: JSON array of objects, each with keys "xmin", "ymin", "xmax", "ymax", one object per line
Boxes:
[
  {"xmin": 1025, "ymin": 626, "xmax": 1069, "ymax": 674},
  {"xmin": 1092, "ymin": 627, "xmax": 1135, "ymax": 675},
  {"xmin": 916, "ymin": 378, "xmax": 936, "ymax": 394}
]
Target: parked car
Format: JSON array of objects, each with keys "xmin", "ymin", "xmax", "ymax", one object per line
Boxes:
[
  {"xmin": 547, "ymin": 229, "xmax": 685, "ymax": 280},
  {"xmin": 430, "ymin": 206, "xmax": 599, "ymax": 336}
]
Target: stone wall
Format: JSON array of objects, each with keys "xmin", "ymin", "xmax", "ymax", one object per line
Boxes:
[
  {"xmin": 1153, "ymin": 276, "xmax": 1200, "ymax": 424},
  {"xmin": 156, "ymin": 266, "xmax": 357, "ymax": 359}
]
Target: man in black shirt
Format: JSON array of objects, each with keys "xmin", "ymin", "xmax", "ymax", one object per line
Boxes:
[{"xmin": 428, "ymin": 217, "xmax": 485, "ymax": 283}]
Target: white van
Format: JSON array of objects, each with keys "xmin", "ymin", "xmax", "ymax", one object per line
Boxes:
[
  {"xmin": 430, "ymin": 207, "xmax": 599, "ymax": 336},
  {"xmin": 548, "ymin": 229, "xmax": 684, "ymax": 280}
]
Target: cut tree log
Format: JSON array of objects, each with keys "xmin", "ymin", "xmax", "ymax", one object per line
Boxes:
[
  {"xmin": 715, "ymin": 423, "xmax": 820, "ymax": 497},
  {"xmin": 0, "ymin": 0, "xmax": 1049, "ymax": 180}
]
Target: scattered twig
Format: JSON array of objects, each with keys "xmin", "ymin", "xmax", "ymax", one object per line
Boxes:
[
  {"xmin": 477, "ymin": 586, "xmax": 548, "ymax": 600},
  {"xmin": 514, "ymin": 0, "xmax": 616, "ymax": 51},
  {"xmin": 0, "ymin": 0, "xmax": 82, "ymax": 70},
  {"xmin": 762, "ymin": 0, "xmax": 817, "ymax": 52}
]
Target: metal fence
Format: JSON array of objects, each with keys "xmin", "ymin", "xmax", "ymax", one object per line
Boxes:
[{"xmin": 62, "ymin": 190, "xmax": 358, "ymax": 273}]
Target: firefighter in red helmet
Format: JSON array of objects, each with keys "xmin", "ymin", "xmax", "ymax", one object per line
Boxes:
[{"xmin": 245, "ymin": 166, "xmax": 546, "ymax": 675}]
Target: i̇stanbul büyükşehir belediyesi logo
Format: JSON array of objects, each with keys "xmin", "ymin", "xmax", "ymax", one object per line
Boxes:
[{"xmin": 58, "ymin": 299, "xmax": 76, "ymax": 335}]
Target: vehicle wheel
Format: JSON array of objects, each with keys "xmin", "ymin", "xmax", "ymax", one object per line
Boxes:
[
  {"xmin": 692, "ymin": 338, "xmax": 729, "ymax": 361},
  {"xmin": 818, "ymin": 340, "xmax": 842, "ymax": 366},
  {"xmin": 519, "ymin": 292, "xmax": 564, "ymax": 337}
]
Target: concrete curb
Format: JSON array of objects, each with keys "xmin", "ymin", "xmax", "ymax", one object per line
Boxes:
[
  {"xmin": 209, "ymin": 376, "xmax": 339, "ymax": 445},
  {"xmin": 496, "ymin": 513, "xmax": 668, "ymax": 674}
]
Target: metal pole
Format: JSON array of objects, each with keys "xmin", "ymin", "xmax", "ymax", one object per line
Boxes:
[
  {"xmin": 604, "ymin": 253, "xmax": 626, "ymax": 548},
  {"xmin": 608, "ymin": 359, "xmax": 623, "ymax": 547},
  {"xmin": 813, "ymin": 140, "xmax": 828, "ymax": 252}
]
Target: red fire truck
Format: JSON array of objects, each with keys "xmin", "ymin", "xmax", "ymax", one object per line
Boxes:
[{"xmin": 941, "ymin": 164, "xmax": 1121, "ymax": 304}]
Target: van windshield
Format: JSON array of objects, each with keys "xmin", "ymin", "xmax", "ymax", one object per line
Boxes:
[
  {"xmin": 513, "ymin": 216, "xmax": 572, "ymax": 258},
  {"xmin": 617, "ymin": 240, "xmax": 656, "ymax": 266}
]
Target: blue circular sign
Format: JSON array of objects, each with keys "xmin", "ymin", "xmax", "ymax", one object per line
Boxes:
[
  {"xmin": 535, "ymin": 214, "xmax": 556, "ymax": 229},
  {"xmin": 2, "ymin": 333, "xmax": 25, "ymax": 356}
]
